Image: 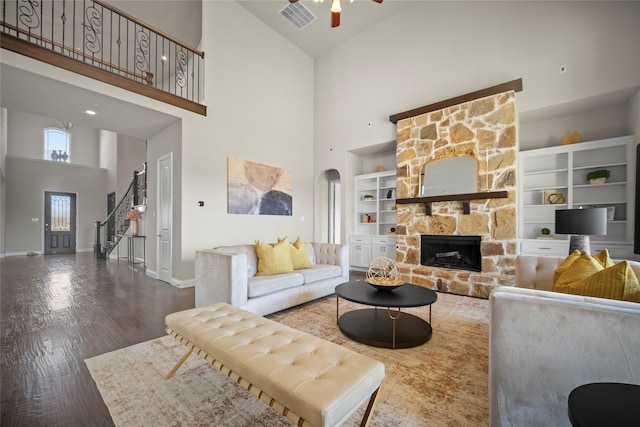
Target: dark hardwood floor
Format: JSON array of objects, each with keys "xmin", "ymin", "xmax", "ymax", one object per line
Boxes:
[{"xmin": 0, "ymin": 253, "xmax": 195, "ymax": 426}]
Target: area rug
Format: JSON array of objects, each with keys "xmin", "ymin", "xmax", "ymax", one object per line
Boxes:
[{"xmin": 86, "ymin": 291, "xmax": 489, "ymax": 426}]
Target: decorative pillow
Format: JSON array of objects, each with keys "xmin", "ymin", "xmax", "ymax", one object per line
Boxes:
[
  {"xmin": 553, "ymin": 251, "xmax": 603, "ymax": 290},
  {"xmin": 290, "ymin": 236, "xmax": 312, "ymax": 270},
  {"xmin": 592, "ymin": 248, "xmax": 615, "ymax": 268},
  {"xmin": 255, "ymin": 238, "xmax": 294, "ymax": 276},
  {"xmin": 554, "ymin": 261, "xmax": 640, "ymax": 302},
  {"xmin": 553, "ymin": 250, "xmax": 581, "ymax": 285}
]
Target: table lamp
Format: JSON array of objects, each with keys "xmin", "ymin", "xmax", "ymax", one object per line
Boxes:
[{"xmin": 555, "ymin": 208, "xmax": 607, "ymax": 254}]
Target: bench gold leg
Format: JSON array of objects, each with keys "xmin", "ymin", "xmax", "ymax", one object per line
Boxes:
[
  {"xmin": 360, "ymin": 384, "xmax": 382, "ymax": 427},
  {"xmin": 165, "ymin": 348, "xmax": 193, "ymax": 379}
]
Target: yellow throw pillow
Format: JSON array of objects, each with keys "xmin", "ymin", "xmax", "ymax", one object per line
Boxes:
[
  {"xmin": 555, "ymin": 261, "xmax": 640, "ymax": 302},
  {"xmin": 290, "ymin": 236, "xmax": 312, "ymax": 270},
  {"xmin": 553, "ymin": 251, "xmax": 603, "ymax": 291},
  {"xmin": 552, "ymin": 250, "xmax": 581, "ymax": 286},
  {"xmin": 592, "ymin": 249, "xmax": 615, "ymax": 268},
  {"xmin": 255, "ymin": 238, "xmax": 294, "ymax": 276}
]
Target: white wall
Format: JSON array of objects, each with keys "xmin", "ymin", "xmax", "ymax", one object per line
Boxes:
[
  {"xmin": 99, "ymin": 129, "xmax": 118, "ymax": 195},
  {"xmin": 313, "ymin": 1, "xmax": 640, "ymax": 238},
  {"xmin": 116, "ymin": 134, "xmax": 146, "ymax": 199},
  {"xmin": 519, "ymin": 104, "xmax": 630, "ymax": 151},
  {"xmin": 7, "ymin": 109, "xmax": 100, "ymax": 167},
  {"xmin": 176, "ymin": 1, "xmax": 315, "ymax": 279}
]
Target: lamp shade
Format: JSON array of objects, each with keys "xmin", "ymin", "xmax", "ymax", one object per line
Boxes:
[{"xmin": 555, "ymin": 208, "xmax": 607, "ymax": 236}]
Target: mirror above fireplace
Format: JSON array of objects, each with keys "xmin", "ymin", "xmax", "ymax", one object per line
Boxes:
[{"xmin": 419, "ymin": 156, "xmax": 478, "ymax": 197}]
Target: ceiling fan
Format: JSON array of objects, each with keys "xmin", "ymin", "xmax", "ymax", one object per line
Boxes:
[{"xmin": 289, "ymin": 0, "xmax": 383, "ymax": 28}]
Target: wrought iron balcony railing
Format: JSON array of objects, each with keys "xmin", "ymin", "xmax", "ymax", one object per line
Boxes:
[{"xmin": 1, "ymin": 0, "xmax": 206, "ymax": 115}]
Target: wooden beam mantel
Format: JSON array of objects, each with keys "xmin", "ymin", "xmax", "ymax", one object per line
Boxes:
[
  {"xmin": 389, "ymin": 78, "xmax": 523, "ymax": 124},
  {"xmin": 396, "ymin": 191, "xmax": 509, "ymax": 215}
]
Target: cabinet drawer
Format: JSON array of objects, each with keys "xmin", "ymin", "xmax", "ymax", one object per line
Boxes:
[
  {"xmin": 350, "ymin": 235, "xmax": 371, "ymax": 244},
  {"xmin": 520, "ymin": 240, "xmax": 569, "ymax": 256},
  {"xmin": 371, "ymin": 236, "xmax": 395, "ymax": 245},
  {"xmin": 590, "ymin": 242, "xmax": 634, "ymax": 260}
]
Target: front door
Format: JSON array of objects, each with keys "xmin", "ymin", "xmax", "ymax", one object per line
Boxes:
[{"xmin": 44, "ymin": 191, "xmax": 76, "ymax": 254}]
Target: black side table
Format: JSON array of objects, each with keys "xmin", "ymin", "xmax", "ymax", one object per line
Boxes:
[{"xmin": 568, "ymin": 382, "xmax": 640, "ymax": 427}]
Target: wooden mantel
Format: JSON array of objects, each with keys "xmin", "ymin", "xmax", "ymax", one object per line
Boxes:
[
  {"xmin": 389, "ymin": 79, "xmax": 523, "ymax": 124},
  {"xmin": 396, "ymin": 191, "xmax": 509, "ymax": 215}
]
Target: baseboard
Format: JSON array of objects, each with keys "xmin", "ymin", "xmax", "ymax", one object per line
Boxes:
[
  {"xmin": 7, "ymin": 249, "xmax": 93, "ymax": 256},
  {"xmin": 5, "ymin": 251, "xmax": 39, "ymax": 257},
  {"xmin": 143, "ymin": 270, "xmax": 194, "ymax": 288},
  {"xmin": 170, "ymin": 278, "xmax": 195, "ymax": 289}
]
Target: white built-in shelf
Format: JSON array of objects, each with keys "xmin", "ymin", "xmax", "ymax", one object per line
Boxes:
[{"xmin": 518, "ymin": 135, "xmax": 634, "ymax": 258}]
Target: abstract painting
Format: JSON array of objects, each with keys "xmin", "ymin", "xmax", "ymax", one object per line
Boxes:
[{"xmin": 227, "ymin": 157, "xmax": 293, "ymax": 216}]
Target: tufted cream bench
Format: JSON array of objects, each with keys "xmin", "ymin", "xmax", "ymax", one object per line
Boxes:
[{"xmin": 165, "ymin": 302, "xmax": 385, "ymax": 427}]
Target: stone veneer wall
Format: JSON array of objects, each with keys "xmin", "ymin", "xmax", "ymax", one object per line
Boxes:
[{"xmin": 395, "ymin": 91, "xmax": 518, "ymax": 298}]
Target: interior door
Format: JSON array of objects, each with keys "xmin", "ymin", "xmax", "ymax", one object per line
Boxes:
[
  {"xmin": 157, "ymin": 154, "xmax": 172, "ymax": 283},
  {"xmin": 44, "ymin": 191, "xmax": 76, "ymax": 254}
]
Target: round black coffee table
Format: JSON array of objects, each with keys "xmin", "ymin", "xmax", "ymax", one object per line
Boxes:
[
  {"xmin": 568, "ymin": 382, "xmax": 640, "ymax": 426},
  {"xmin": 335, "ymin": 281, "xmax": 438, "ymax": 349}
]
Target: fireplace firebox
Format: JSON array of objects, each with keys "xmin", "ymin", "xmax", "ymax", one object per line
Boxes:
[{"xmin": 420, "ymin": 235, "xmax": 482, "ymax": 272}]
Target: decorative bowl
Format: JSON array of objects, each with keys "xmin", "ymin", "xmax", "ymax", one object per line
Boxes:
[{"xmin": 366, "ymin": 277, "xmax": 405, "ymax": 291}]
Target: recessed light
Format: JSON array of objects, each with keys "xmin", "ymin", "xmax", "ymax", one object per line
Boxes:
[
  {"xmin": 161, "ymin": 55, "xmax": 167, "ymax": 62},
  {"xmin": 86, "ymin": 110, "xmax": 97, "ymax": 115}
]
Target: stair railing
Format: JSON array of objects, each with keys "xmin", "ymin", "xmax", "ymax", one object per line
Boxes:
[{"xmin": 94, "ymin": 163, "xmax": 146, "ymax": 259}]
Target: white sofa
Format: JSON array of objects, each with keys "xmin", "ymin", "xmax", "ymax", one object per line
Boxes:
[
  {"xmin": 489, "ymin": 255, "xmax": 640, "ymax": 427},
  {"xmin": 195, "ymin": 242, "xmax": 349, "ymax": 316}
]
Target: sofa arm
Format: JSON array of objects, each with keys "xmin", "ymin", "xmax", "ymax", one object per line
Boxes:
[
  {"xmin": 195, "ymin": 249, "xmax": 248, "ymax": 308},
  {"xmin": 310, "ymin": 242, "xmax": 349, "ymax": 281},
  {"xmin": 489, "ymin": 286, "xmax": 640, "ymax": 426}
]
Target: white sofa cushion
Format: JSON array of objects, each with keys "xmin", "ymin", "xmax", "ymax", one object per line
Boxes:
[
  {"xmin": 299, "ymin": 264, "xmax": 342, "ymax": 284},
  {"xmin": 248, "ymin": 273, "xmax": 304, "ymax": 298}
]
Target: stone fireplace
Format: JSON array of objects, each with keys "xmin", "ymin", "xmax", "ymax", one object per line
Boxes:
[{"xmin": 393, "ymin": 90, "xmax": 518, "ymax": 298}]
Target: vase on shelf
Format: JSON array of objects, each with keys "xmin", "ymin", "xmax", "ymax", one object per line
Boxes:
[{"xmin": 130, "ymin": 219, "xmax": 139, "ymax": 236}]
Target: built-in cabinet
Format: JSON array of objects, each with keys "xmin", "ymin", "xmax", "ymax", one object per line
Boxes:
[
  {"xmin": 350, "ymin": 170, "xmax": 397, "ymax": 269},
  {"xmin": 518, "ymin": 136, "xmax": 635, "ymax": 258},
  {"xmin": 349, "ymin": 235, "xmax": 397, "ymax": 269}
]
